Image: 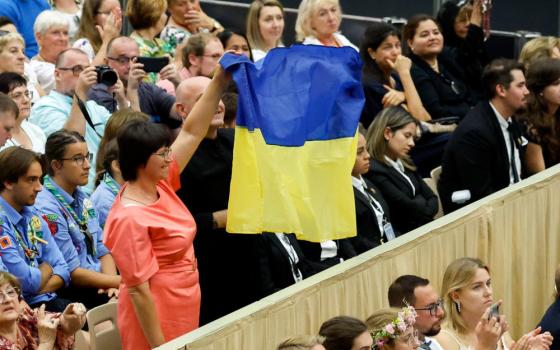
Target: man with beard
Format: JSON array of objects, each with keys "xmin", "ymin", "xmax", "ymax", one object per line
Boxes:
[
  {"xmin": 438, "ymin": 59, "xmax": 530, "ymax": 213},
  {"xmin": 388, "ymin": 275, "xmax": 445, "ymax": 350}
]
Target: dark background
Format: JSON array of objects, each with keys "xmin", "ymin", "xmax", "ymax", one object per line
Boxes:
[{"xmin": 199, "ymin": 0, "xmax": 560, "ymax": 59}]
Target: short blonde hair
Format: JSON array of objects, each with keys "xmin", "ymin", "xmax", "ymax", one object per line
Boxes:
[
  {"xmin": 519, "ymin": 36, "xmax": 560, "ymax": 69},
  {"xmin": 441, "ymin": 257, "xmax": 489, "ymax": 334},
  {"xmin": 246, "ymin": 0, "xmax": 285, "ymax": 51},
  {"xmin": 0, "ymin": 271, "xmax": 21, "ymax": 291},
  {"xmin": 295, "ymin": 0, "xmax": 341, "ymax": 42},
  {"xmin": 277, "ymin": 335, "xmax": 325, "ymax": 350},
  {"xmin": 365, "ymin": 308, "xmax": 402, "ymax": 348},
  {"xmin": 33, "ymin": 10, "xmax": 69, "ymax": 36},
  {"xmin": 126, "ymin": 0, "xmax": 167, "ymax": 30},
  {"xmin": 0, "ymin": 32, "xmax": 24, "ymax": 54}
]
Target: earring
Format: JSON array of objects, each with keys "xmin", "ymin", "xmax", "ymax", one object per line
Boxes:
[{"xmin": 455, "ymin": 301, "xmax": 461, "ymax": 313}]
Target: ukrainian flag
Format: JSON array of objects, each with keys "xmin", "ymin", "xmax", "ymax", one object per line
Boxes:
[{"xmin": 222, "ymin": 45, "xmax": 364, "ymax": 243}]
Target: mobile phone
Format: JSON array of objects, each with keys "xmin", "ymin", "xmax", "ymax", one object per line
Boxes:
[
  {"xmin": 136, "ymin": 56, "xmax": 169, "ymax": 73},
  {"xmin": 488, "ymin": 302, "xmax": 500, "ymax": 320}
]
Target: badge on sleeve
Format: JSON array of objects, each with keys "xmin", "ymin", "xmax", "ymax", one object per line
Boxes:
[
  {"xmin": 0, "ymin": 236, "xmax": 12, "ymax": 249},
  {"xmin": 42, "ymin": 214, "xmax": 59, "ymax": 235}
]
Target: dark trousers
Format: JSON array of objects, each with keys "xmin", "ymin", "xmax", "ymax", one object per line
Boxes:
[
  {"xmin": 57, "ymin": 285, "xmax": 111, "ymax": 311},
  {"xmin": 30, "ymin": 297, "xmax": 72, "ymax": 313}
]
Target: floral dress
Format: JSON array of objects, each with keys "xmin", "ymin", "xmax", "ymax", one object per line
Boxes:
[
  {"xmin": 0, "ymin": 307, "xmax": 74, "ymax": 349},
  {"xmin": 130, "ymin": 34, "xmax": 174, "ymax": 84}
]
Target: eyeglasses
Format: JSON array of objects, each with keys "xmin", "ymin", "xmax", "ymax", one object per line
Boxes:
[
  {"xmin": 0, "ymin": 287, "xmax": 20, "ymax": 303},
  {"xmin": 414, "ymin": 298, "xmax": 444, "ymax": 316},
  {"xmin": 96, "ymin": 10, "xmax": 112, "ymax": 15},
  {"xmin": 202, "ymin": 53, "xmax": 222, "ymax": 60},
  {"xmin": 8, "ymin": 90, "xmax": 33, "ymax": 101},
  {"xmin": 60, "ymin": 153, "xmax": 93, "ymax": 167},
  {"xmin": 58, "ymin": 65, "xmax": 86, "ymax": 77},
  {"xmin": 107, "ymin": 56, "xmax": 137, "ymax": 64},
  {"xmin": 154, "ymin": 147, "xmax": 172, "ymax": 159}
]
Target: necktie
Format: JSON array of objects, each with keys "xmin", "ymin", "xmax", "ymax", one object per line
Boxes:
[
  {"xmin": 421, "ymin": 340, "xmax": 432, "ymax": 350},
  {"xmin": 507, "ymin": 121, "xmax": 520, "ymax": 183}
]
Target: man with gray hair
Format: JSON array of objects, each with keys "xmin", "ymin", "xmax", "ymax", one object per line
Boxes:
[{"xmin": 29, "ymin": 48, "xmax": 111, "ymax": 192}]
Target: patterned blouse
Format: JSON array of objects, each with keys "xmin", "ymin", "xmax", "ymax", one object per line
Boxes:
[
  {"xmin": 0, "ymin": 307, "xmax": 74, "ymax": 350},
  {"xmin": 130, "ymin": 33, "xmax": 174, "ymax": 84}
]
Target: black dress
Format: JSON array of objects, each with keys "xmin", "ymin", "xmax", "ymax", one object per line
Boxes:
[{"xmin": 176, "ymin": 128, "xmax": 260, "ymax": 325}]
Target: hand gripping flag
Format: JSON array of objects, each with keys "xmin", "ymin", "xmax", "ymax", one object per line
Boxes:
[{"xmin": 221, "ymin": 45, "xmax": 365, "ymax": 243}]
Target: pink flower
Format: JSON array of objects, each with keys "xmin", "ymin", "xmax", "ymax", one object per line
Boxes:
[
  {"xmin": 377, "ymin": 339, "xmax": 385, "ymax": 348},
  {"xmin": 385, "ymin": 324, "xmax": 395, "ymax": 334},
  {"xmin": 397, "ymin": 321, "xmax": 407, "ymax": 332}
]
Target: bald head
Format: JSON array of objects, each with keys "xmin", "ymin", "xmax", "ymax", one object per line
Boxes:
[
  {"xmin": 175, "ymin": 77, "xmax": 225, "ymax": 135},
  {"xmin": 107, "ymin": 36, "xmax": 138, "ymax": 56}
]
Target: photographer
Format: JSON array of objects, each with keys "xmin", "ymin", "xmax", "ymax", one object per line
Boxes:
[
  {"xmin": 28, "ymin": 48, "xmax": 113, "ymax": 192},
  {"xmin": 88, "ymin": 36, "xmax": 182, "ymax": 130}
]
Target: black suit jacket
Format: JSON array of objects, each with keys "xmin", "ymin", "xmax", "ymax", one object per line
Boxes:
[
  {"xmin": 365, "ymin": 159, "xmax": 438, "ymax": 233},
  {"xmin": 298, "ymin": 238, "xmax": 357, "ymax": 268},
  {"xmin": 352, "ymin": 177, "xmax": 398, "ymax": 253},
  {"xmin": 256, "ymin": 233, "xmax": 326, "ymax": 298},
  {"xmin": 438, "ymin": 101, "xmax": 526, "ymax": 213},
  {"xmin": 537, "ymin": 298, "xmax": 560, "ymax": 350}
]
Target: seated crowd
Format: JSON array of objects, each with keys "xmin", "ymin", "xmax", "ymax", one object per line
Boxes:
[{"xmin": 0, "ymin": 0, "xmax": 557, "ymax": 348}]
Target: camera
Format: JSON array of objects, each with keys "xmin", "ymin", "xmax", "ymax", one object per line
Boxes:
[{"xmin": 95, "ymin": 65, "xmax": 118, "ymax": 86}]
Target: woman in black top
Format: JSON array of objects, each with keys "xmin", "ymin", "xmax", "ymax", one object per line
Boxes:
[
  {"xmin": 403, "ymin": 14, "xmax": 477, "ymax": 120},
  {"xmin": 436, "ymin": 0, "xmax": 489, "ymax": 101},
  {"xmin": 365, "ymin": 106, "xmax": 438, "ymax": 233}
]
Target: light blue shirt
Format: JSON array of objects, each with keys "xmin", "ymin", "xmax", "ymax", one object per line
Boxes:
[
  {"xmin": 0, "ymin": 197, "xmax": 70, "ymax": 305},
  {"xmin": 90, "ymin": 180, "xmax": 118, "ymax": 229},
  {"xmin": 34, "ymin": 180, "xmax": 109, "ymax": 274},
  {"xmin": 29, "ymin": 90, "xmax": 111, "ymax": 193}
]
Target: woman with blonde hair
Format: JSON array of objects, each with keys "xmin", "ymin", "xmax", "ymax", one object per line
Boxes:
[
  {"xmin": 365, "ymin": 106, "xmax": 438, "ymax": 233},
  {"xmin": 519, "ymin": 37, "xmax": 560, "ymax": 70},
  {"xmin": 436, "ymin": 257, "xmax": 553, "ymax": 350},
  {"xmin": 277, "ymin": 335, "xmax": 325, "ymax": 350},
  {"xmin": 295, "ymin": 0, "xmax": 357, "ymax": 50},
  {"xmin": 365, "ymin": 307, "xmax": 420, "ymax": 350},
  {"xmin": 246, "ymin": 0, "xmax": 285, "ymax": 61}
]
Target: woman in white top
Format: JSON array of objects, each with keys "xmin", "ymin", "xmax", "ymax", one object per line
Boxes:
[
  {"xmin": 295, "ymin": 0, "xmax": 357, "ymax": 51},
  {"xmin": 30, "ymin": 10, "xmax": 70, "ymax": 94},
  {"xmin": 436, "ymin": 257, "xmax": 553, "ymax": 350},
  {"xmin": 73, "ymin": 0, "xmax": 122, "ymax": 65},
  {"xmin": 246, "ymin": 0, "xmax": 285, "ymax": 61},
  {"xmin": 0, "ymin": 72, "xmax": 46, "ymax": 153},
  {"xmin": 0, "ymin": 28, "xmax": 43, "ymax": 104},
  {"xmin": 49, "ymin": 0, "xmax": 83, "ymax": 40}
]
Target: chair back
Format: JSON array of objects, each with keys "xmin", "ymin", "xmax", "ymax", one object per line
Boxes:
[{"xmin": 86, "ymin": 301, "xmax": 122, "ymax": 350}]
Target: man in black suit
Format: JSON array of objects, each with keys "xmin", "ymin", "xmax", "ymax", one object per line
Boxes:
[{"xmin": 438, "ymin": 59, "xmax": 529, "ymax": 213}]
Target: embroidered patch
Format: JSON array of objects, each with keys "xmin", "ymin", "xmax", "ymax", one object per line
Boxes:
[
  {"xmin": 0, "ymin": 236, "xmax": 12, "ymax": 249},
  {"xmin": 30, "ymin": 216, "xmax": 42, "ymax": 232},
  {"xmin": 41, "ymin": 215, "xmax": 58, "ymax": 235}
]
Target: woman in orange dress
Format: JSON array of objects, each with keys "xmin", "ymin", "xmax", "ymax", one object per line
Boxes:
[{"xmin": 103, "ymin": 66, "xmax": 229, "ymax": 349}]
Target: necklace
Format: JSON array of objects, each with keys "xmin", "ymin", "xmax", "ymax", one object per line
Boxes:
[{"xmin": 121, "ymin": 195, "xmax": 154, "ymax": 206}]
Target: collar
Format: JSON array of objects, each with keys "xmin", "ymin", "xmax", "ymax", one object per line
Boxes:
[
  {"xmin": 50, "ymin": 90, "xmax": 73, "ymax": 103},
  {"xmin": 351, "ymin": 175, "xmax": 365, "ymax": 190},
  {"xmin": 384, "ymin": 156, "xmax": 405, "ymax": 172},
  {"xmin": 48, "ymin": 177, "xmax": 78, "ymax": 206},
  {"xmin": 0, "ymin": 196, "xmax": 31, "ymax": 228},
  {"xmin": 489, "ymin": 101, "xmax": 510, "ymax": 129}
]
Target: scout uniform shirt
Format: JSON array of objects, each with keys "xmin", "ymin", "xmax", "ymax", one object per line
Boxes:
[
  {"xmin": 0, "ymin": 197, "xmax": 70, "ymax": 305},
  {"xmin": 34, "ymin": 176, "xmax": 109, "ymax": 273}
]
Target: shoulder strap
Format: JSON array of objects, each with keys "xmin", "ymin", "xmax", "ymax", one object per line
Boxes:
[{"xmin": 74, "ymin": 94, "xmax": 103, "ymax": 138}]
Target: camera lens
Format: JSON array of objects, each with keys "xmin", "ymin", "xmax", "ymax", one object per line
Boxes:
[{"xmin": 95, "ymin": 65, "xmax": 118, "ymax": 86}]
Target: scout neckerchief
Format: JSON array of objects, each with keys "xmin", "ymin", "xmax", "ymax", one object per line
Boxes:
[
  {"xmin": 43, "ymin": 176, "xmax": 96, "ymax": 256},
  {"xmin": 0, "ymin": 206, "xmax": 46, "ymax": 267},
  {"xmin": 102, "ymin": 173, "xmax": 120, "ymax": 196}
]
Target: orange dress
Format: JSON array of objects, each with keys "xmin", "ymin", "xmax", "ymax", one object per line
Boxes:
[{"xmin": 103, "ymin": 159, "xmax": 200, "ymax": 349}]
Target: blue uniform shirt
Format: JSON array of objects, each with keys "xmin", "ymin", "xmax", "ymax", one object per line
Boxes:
[
  {"xmin": 0, "ymin": 0, "xmax": 50, "ymax": 57},
  {"xmin": 34, "ymin": 181, "xmax": 110, "ymax": 273},
  {"xmin": 0, "ymin": 197, "xmax": 70, "ymax": 305},
  {"xmin": 90, "ymin": 180, "xmax": 118, "ymax": 229}
]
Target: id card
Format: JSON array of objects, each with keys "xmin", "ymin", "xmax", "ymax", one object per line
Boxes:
[{"xmin": 383, "ymin": 223, "xmax": 396, "ymax": 241}]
